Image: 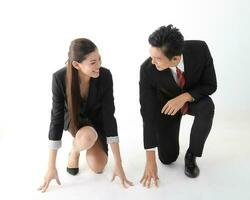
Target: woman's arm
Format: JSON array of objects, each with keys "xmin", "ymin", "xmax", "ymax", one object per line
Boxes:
[
  {"xmin": 38, "ymin": 71, "xmax": 65, "ymax": 193},
  {"xmin": 37, "ymin": 149, "xmax": 61, "ymax": 193},
  {"xmin": 48, "ymin": 149, "xmax": 58, "ymax": 169},
  {"xmin": 110, "ymin": 143, "xmax": 133, "ymax": 188},
  {"xmin": 110, "ymin": 143, "xmax": 122, "ymax": 164}
]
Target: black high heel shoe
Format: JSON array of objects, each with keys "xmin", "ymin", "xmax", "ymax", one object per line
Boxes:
[
  {"xmin": 66, "ymin": 167, "xmax": 79, "ymax": 175},
  {"xmin": 66, "ymin": 152, "xmax": 79, "ymax": 175}
]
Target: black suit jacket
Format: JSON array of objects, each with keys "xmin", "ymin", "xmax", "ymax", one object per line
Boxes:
[
  {"xmin": 48, "ymin": 67, "xmax": 118, "ymax": 142},
  {"xmin": 139, "ymin": 40, "xmax": 217, "ymax": 149}
]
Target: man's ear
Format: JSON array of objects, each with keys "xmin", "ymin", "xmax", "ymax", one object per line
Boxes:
[
  {"xmin": 72, "ymin": 61, "xmax": 80, "ymax": 70},
  {"xmin": 172, "ymin": 56, "xmax": 179, "ymax": 61},
  {"xmin": 172, "ymin": 55, "xmax": 181, "ymax": 62}
]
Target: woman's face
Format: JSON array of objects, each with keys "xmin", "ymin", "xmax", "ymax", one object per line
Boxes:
[{"xmin": 73, "ymin": 49, "xmax": 101, "ymax": 78}]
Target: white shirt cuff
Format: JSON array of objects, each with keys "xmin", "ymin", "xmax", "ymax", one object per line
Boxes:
[
  {"xmin": 48, "ymin": 140, "xmax": 62, "ymax": 150},
  {"xmin": 106, "ymin": 136, "xmax": 119, "ymax": 144},
  {"xmin": 145, "ymin": 147, "xmax": 156, "ymax": 151}
]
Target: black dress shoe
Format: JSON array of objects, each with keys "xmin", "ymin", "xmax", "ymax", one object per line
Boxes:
[
  {"xmin": 184, "ymin": 152, "xmax": 200, "ymax": 178},
  {"xmin": 66, "ymin": 152, "xmax": 79, "ymax": 175},
  {"xmin": 66, "ymin": 167, "xmax": 79, "ymax": 175}
]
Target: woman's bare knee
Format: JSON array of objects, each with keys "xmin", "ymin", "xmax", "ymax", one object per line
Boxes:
[
  {"xmin": 87, "ymin": 156, "xmax": 107, "ymax": 174},
  {"xmin": 74, "ymin": 126, "xmax": 98, "ymax": 151}
]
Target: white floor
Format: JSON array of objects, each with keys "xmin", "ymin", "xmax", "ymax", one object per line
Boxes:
[{"xmin": 0, "ymin": 114, "xmax": 249, "ymax": 200}]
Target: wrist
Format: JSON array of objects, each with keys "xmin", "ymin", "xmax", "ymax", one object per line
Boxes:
[
  {"xmin": 146, "ymin": 151, "xmax": 156, "ymax": 164},
  {"xmin": 182, "ymin": 92, "xmax": 193, "ymax": 102},
  {"xmin": 48, "ymin": 166, "xmax": 56, "ymax": 171},
  {"xmin": 114, "ymin": 159, "xmax": 122, "ymax": 166}
]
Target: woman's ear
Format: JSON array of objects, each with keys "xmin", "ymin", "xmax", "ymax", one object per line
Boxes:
[{"xmin": 72, "ymin": 61, "xmax": 80, "ymax": 70}]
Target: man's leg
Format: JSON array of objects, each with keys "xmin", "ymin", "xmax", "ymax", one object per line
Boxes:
[
  {"xmin": 184, "ymin": 96, "xmax": 215, "ymax": 178},
  {"xmin": 187, "ymin": 96, "xmax": 215, "ymax": 157},
  {"xmin": 157, "ymin": 114, "xmax": 182, "ymax": 164}
]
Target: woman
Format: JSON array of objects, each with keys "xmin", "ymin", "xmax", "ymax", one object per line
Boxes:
[{"xmin": 38, "ymin": 38, "xmax": 133, "ymax": 192}]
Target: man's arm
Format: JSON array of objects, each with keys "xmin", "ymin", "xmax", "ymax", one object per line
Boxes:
[
  {"xmin": 139, "ymin": 66, "xmax": 158, "ymax": 149},
  {"xmin": 139, "ymin": 65, "xmax": 159, "ymax": 188},
  {"xmin": 188, "ymin": 41, "xmax": 217, "ymax": 101}
]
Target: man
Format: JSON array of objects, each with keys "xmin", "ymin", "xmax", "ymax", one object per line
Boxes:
[{"xmin": 139, "ymin": 25, "xmax": 217, "ymax": 188}]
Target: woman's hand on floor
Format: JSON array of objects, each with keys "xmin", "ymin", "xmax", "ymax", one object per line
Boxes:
[
  {"xmin": 37, "ymin": 168, "xmax": 61, "ymax": 193},
  {"xmin": 111, "ymin": 162, "xmax": 134, "ymax": 188}
]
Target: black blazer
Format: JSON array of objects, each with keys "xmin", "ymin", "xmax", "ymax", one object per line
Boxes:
[
  {"xmin": 139, "ymin": 40, "xmax": 217, "ymax": 149},
  {"xmin": 48, "ymin": 67, "xmax": 118, "ymax": 142}
]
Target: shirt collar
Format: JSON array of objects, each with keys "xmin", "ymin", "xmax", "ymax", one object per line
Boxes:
[{"xmin": 169, "ymin": 54, "xmax": 184, "ymax": 72}]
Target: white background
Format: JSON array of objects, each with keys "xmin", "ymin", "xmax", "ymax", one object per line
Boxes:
[{"xmin": 0, "ymin": 0, "xmax": 250, "ymax": 199}]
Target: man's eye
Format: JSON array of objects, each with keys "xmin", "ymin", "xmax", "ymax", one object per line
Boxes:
[{"xmin": 91, "ymin": 62, "xmax": 96, "ymax": 65}]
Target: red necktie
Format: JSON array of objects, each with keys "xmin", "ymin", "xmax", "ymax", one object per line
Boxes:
[{"xmin": 176, "ymin": 67, "xmax": 188, "ymax": 115}]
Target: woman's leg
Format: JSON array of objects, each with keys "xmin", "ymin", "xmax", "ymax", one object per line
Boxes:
[
  {"xmin": 86, "ymin": 136, "xmax": 108, "ymax": 174},
  {"xmin": 68, "ymin": 126, "xmax": 98, "ymax": 168}
]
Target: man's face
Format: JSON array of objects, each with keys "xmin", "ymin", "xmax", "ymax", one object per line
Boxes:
[{"xmin": 149, "ymin": 46, "xmax": 180, "ymax": 71}]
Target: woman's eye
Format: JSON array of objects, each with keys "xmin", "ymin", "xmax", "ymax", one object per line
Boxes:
[{"xmin": 91, "ymin": 62, "xmax": 96, "ymax": 65}]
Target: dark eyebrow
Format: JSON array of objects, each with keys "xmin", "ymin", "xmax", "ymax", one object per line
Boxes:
[
  {"xmin": 90, "ymin": 56, "xmax": 101, "ymax": 62},
  {"xmin": 152, "ymin": 56, "xmax": 161, "ymax": 59}
]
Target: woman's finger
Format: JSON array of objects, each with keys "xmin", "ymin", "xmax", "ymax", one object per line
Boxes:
[
  {"xmin": 125, "ymin": 179, "xmax": 134, "ymax": 186},
  {"xmin": 120, "ymin": 179, "xmax": 128, "ymax": 189},
  {"xmin": 41, "ymin": 182, "xmax": 49, "ymax": 193},
  {"xmin": 37, "ymin": 181, "xmax": 46, "ymax": 191},
  {"xmin": 56, "ymin": 177, "xmax": 61, "ymax": 185},
  {"xmin": 111, "ymin": 174, "xmax": 116, "ymax": 182}
]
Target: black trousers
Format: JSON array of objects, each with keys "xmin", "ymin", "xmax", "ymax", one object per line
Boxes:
[{"xmin": 157, "ymin": 96, "xmax": 215, "ymax": 164}]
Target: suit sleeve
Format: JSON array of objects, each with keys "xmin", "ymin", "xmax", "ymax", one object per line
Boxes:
[
  {"xmin": 102, "ymin": 70, "xmax": 119, "ymax": 144},
  {"xmin": 188, "ymin": 41, "xmax": 217, "ymax": 101},
  {"xmin": 48, "ymin": 73, "xmax": 65, "ymax": 150},
  {"xmin": 139, "ymin": 66, "xmax": 158, "ymax": 149}
]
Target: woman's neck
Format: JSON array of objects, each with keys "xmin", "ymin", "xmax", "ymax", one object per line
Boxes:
[{"xmin": 78, "ymin": 71, "xmax": 90, "ymax": 85}]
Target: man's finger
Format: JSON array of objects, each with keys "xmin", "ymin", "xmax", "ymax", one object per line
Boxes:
[
  {"xmin": 171, "ymin": 108, "xmax": 178, "ymax": 115},
  {"xmin": 143, "ymin": 177, "xmax": 148, "ymax": 187},
  {"xmin": 161, "ymin": 104, "xmax": 168, "ymax": 113},
  {"xmin": 140, "ymin": 175, "xmax": 145, "ymax": 183},
  {"xmin": 153, "ymin": 177, "xmax": 159, "ymax": 187},
  {"xmin": 146, "ymin": 177, "xmax": 152, "ymax": 188},
  {"xmin": 164, "ymin": 105, "xmax": 171, "ymax": 115}
]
